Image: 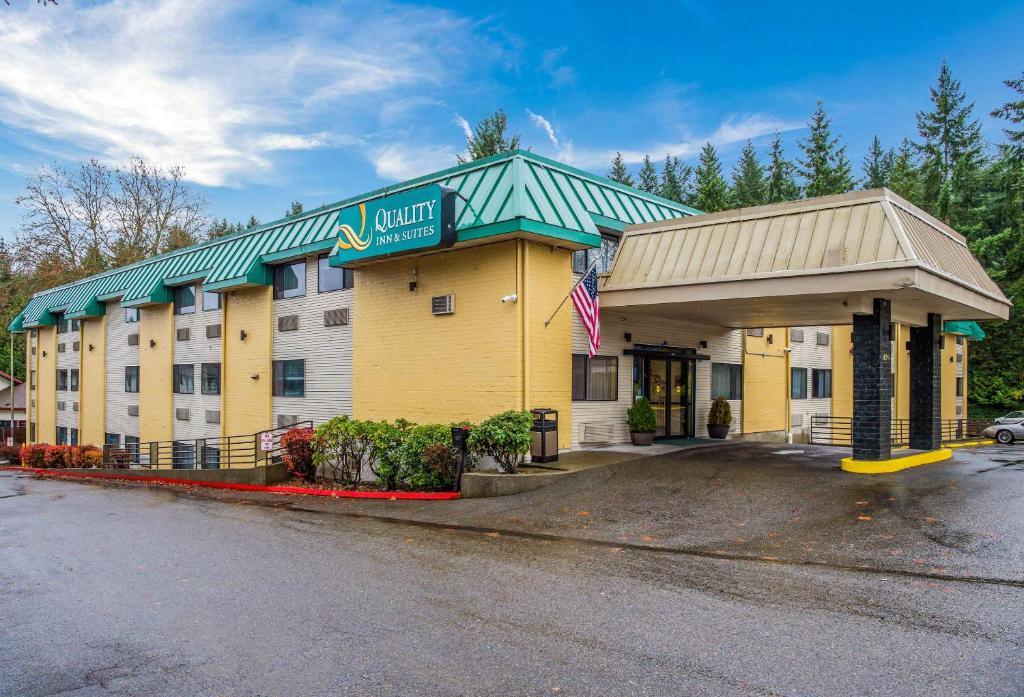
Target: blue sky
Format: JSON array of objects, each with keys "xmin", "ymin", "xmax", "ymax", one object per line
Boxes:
[{"xmin": 0, "ymin": 0, "xmax": 1021, "ymax": 239}]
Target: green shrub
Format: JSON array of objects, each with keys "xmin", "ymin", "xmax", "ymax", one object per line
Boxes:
[
  {"xmin": 365, "ymin": 420, "xmax": 409, "ymax": 491},
  {"xmin": 397, "ymin": 423, "xmax": 457, "ymax": 490},
  {"xmin": 280, "ymin": 427, "xmax": 315, "ymax": 482},
  {"xmin": 627, "ymin": 397, "xmax": 657, "ymax": 433},
  {"xmin": 708, "ymin": 397, "xmax": 732, "ymax": 426},
  {"xmin": 313, "ymin": 416, "xmax": 374, "ymax": 486},
  {"xmin": 468, "ymin": 410, "xmax": 532, "ymax": 474}
]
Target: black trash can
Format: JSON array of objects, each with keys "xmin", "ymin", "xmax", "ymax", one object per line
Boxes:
[{"xmin": 530, "ymin": 408, "xmax": 558, "ymax": 463}]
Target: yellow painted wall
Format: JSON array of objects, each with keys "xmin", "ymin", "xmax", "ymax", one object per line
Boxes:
[
  {"xmin": 222, "ymin": 286, "xmax": 272, "ymax": 438},
  {"xmin": 742, "ymin": 327, "xmax": 788, "ymax": 433},
  {"xmin": 831, "ymin": 325, "xmax": 854, "ymax": 419},
  {"xmin": 79, "ymin": 316, "xmax": 106, "ymax": 446},
  {"xmin": 962, "ymin": 342, "xmax": 968, "ymax": 420},
  {"xmin": 139, "ymin": 304, "xmax": 173, "ymax": 447},
  {"xmin": 25, "ymin": 336, "xmax": 32, "ymax": 442},
  {"xmin": 35, "ymin": 326, "xmax": 57, "ymax": 443},
  {"xmin": 354, "ymin": 241, "xmax": 529, "ymax": 433},
  {"xmin": 524, "ymin": 242, "xmax": 573, "ymax": 448},
  {"xmin": 941, "ymin": 334, "xmax": 957, "ymax": 421}
]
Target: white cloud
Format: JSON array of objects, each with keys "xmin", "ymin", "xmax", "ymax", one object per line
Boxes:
[
  {"xmin": 454, "ymin": 114, "xmax": 474, "ymax": 141},
  {"xmin": 572, "ymin": 113, "xmax": 801, "ymax": 168},
  {"xmin": 527, "ymin": 109, "xmax": 560, "ymax": 149},
  {"xmin": 526, "ymin": 109, "xmax": 575, "ymax": 164},
  {"xmin": 370, "ymin": 143, "xmax": 459, "ymax": 181},
  {"xmin": 540, "ymin": 48, "xmax": 576, "ymax": 88},
  {"xmin": 0, "ymin": 0, "xmax": 496, "ymax": 187}
]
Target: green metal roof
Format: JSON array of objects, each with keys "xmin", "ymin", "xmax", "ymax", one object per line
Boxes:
[
  {"xmin": 10, "ymin": 151, "xmax": 696, "ymax": 331},
  {"xmin": 944, "ymin": 320, "xmax": 986, "ymax": 341}
]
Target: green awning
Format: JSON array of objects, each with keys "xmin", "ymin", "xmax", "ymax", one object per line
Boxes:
[{"xmin": 944, "ymin": 320, "xmax": 986, "ymax": 341}]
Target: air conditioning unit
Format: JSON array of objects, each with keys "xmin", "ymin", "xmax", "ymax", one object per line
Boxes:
[
  {"xmin": 816, "ymin": 332, "xmax": 830, "ymax": 346},
  {"xmin": 57, "ymin": 343, "xmax": 66, "ymax": 353},
  {"xmin": 128, "ymin": 333, "xmax": 140, "ymax": 346},
  {"xmin": 72, "ymin": 402, "xmax": 79, "ymax": 412},
  {"xmin": 324, "ymin": 308, "xmax": 349, "ymax": 327},
  {"xmin": 57, "ymin": 401, "xmax": 65, "ymax": 411},
  {"xmin": 790, "ymin": 328, "xmax": 804, "ymax": 343},
  {"xmin": 205, "ymin": 410, "xmax": 221, "ymax": 424},
  {"xmin": 278, "ymin": 315, "xmax": 299, "ymax": 332},
  {"xmin": 73, "ymin": 341, "xmax": 80, "ymax": 352},
  {"xmin": 277, "ymin": 414, "xmax": 299, "ymax": 428},
  {"xmin": 431, "ymin": 294, "xmax": 455, "ymax": 315},
  {"xmin": 176, "ymin": 328, "xmax": 191, "ymax": 341},
  {"xmin": 127, "ymin": 405, "xmax": 139, "ymax": 417},
  {"xmin": 206, "ymin": 323, "xmax": 222, "ymax": 339},
  {"xmin": 175, "ymin": 408, "xmax": 190, "ymax": 421}
]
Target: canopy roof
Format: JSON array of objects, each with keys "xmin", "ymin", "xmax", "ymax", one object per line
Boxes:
[
  {"xmin": 10, "ymin": 151, "xmax": 695, "ymax": 331},
  {"xmin": 602, "ymin": 189, "xmax": 1011, "ymax": 328}
]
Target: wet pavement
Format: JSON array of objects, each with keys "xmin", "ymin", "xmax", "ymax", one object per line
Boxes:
[{"xmin": 2, "ymin": 443, "xmax": 1024, "ymax": 695}]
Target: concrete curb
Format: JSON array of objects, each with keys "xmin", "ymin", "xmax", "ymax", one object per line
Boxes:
[{"xmin": 0, "ymin": 466, "xmax": 461, "ymax": 500}]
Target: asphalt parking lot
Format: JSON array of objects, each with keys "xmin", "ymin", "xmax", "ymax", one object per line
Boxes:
[{"xmin": 2, "ymin": 442, "xmax": 1023, "ymax": 696}]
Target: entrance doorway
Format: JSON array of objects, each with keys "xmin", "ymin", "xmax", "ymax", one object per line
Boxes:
[{"xmin": 641, "ymin": 356, "xmax": 695, "ymax": 439}]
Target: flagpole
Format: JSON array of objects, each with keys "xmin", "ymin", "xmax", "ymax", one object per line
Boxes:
[{"xmin": 543, "ymin": 258, "xmax": 599, "ymax": 327}]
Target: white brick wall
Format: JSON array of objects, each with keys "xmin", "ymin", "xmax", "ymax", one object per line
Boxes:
[
  {"xmin": 172, "ymin": 286, "xmax": 223, "ymax": 441},
  {"xmin": 104, "ymin": 301, "xmax": 140, "ymax": 442},
  {"xmin": 55, "ymin": 323, "xmax": 79, "ymax": 438},
  {"xmin": 789, "ymin": 326, "xmax": 833, "ymax": 436}
]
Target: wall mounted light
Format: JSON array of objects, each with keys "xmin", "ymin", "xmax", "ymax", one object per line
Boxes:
[
  {"xmin": 88, "ymin": 344, "xmax": 95, "ymax": 352},
  {"xmin": 699, "ymin": 340, "xmax": 708, "ymax": 349},
  {"xmin": 240, "ymin": 330, "xmax": 248, "ymax": 341},
  {"xmin": 624, "ymin": 332, "xmax": 632, "ymax": 343},
  {"xmin": 409, "ymin": 267, "xmax": 418, "ymax": 292},
  {"xmin": 149, "ymin": 339, "xmax": 156, "ymax": 348},
  {"xmin": 250, "ymin": 373, "xmax": 259, "ymax": 380},
  {"xmin": 41, "ymin": 350, "xmax": 47, "ymax": 357},
  {"xmin": 766, "ymin": 334, "xmax": 774, "ymax": 345}
]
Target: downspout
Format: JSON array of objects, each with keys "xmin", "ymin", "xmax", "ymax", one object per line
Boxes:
[
  {"xmin": 517, "ymin": 240, "xmax": 528, "ymax": 410},
  {"xmin": 9, "ymin": 332, "xmax": 13, "ymax": 445}
]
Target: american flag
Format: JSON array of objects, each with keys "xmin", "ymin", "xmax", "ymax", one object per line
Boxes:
[{"xmin": 571, "ymin": 266, "xmax": 601, "ymax": 357}]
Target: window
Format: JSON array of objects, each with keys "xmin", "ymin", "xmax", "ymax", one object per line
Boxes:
[
  {"xmin": 571, "ymin": 355, "xmax": 619, "ymax": 401},
  {"xmin": 791, "ymin": 367, "xmax": 808, "ymax": 400},
  {"xmin": 125, "ymin": 307, "xmax": 140, "ymax": 323},
  {"xmin": 572, "ymin": 233, "xmax": 620, "ymax": 274},
  {"xmin": 711, "ymin": 363, "xmax": 743, "ymax": 400},
  {"xmin": 125, "ymin": 436, "xmax": 140, "ymax": 458},
  {"xmin": 124, "ymin": 366, "xmax": 140, "ymax": 393},
  {"xmin": 173, "ymin": 285, "xmax": 196, "ymax": 315},
  {"xmin": 955, "ymin": 335, "xmax": 964, "ymax": 345},
  {"xmin": 57, "ymin": 315, "xmax": 69, "ymax": 334},
  {"xmin": 172, "ymin": 441, "xmax": 196, "ymax": 469},
  {"xmin": 956, "ymin": 377, "xmax": 963, "ymax": 397},
  {"xmin": 70, "ymin": 428, "xmax": 79, "ymax": 446},
  {"xmin": 105, "ymin": 433, "xmax": 121, "ymax": 447},
  {"xmin": 202, "ymin": 288, "xmax": 221, "ymax": 311},
  {"xmin": 57, "ymin": 426, "xmax": 68, "ymax": 444},
  {"xmin": 273, "ymin": 261, "xmax": 306, "ymax": 299},
  {"xmin": 318, "ymin": 255, "xmax": 354, "ymax": 292},
  {"xmin": 201, "ymin": 363, "xmax": 221, "ymax": 395},
  {"xmin": 173, "ymin": 364, "xmax": 195, "ymax": 394},
  {"xmin": 70, "ymin": 319, "xmax": 80, "ymax": 332},
  {"xmin": 202, "ymin": 446, "xmax": 220, "ymax": 470},
  {"xmin": 30, "ymin": 370, "xmax": 35, "ymax": 388},
  {"xmin": 69, "ymin": 369, "xmax": 79, "ymax": 392},
  {"xmin": 272, "ymin": 359, "xmax": 305, "ymax": 397},
  {"xmin": 812, "ymin": 369, "xmax": 832, "ymax": 399},
  {"xmin": 56, "ymin": 369, "xmax": 68, "ymax": 391}
]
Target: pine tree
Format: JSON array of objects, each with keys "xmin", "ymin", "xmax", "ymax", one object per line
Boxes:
[
  {"xmin": 886, "ymin": 139, "xmax": 921, "ymax": 203},
  {"xmin": 862, "ymin": 135, "xmax": 893, "ymax": 189},
  {"xmin": 991, "ymin": 70, "xmax": 1024, "ymax": 160},
  {"xmin": 246, "ymin": 215, "xmax": 260, "ymax": 230},
  {"xmin": 457, "ymin": 109, "xmax": 521, "ymax": 163},
  {"xmin": 285, "ymin": 201, "xmax": 304, "ymax": 218},
  {"xmin": 691, "ymin": 143, "xmax": 732, "ymax": 213},
  {"xmin": 797, "ymin": 100, "xmax": 855, "ymax": 198},
  {"xmin": 607, "ymin": 152, "xmax": 634, "ymax": 187},
  {"xmin": 731, "ymin": 140, "xmax": 766, "ymax": 207},
  {"xmin": 765, "ymin": 132, "xmax": 800, "ymax": 203},
  {"xmin": 636, "ymin": 155, "xmax": 659, "ymax": 193}
]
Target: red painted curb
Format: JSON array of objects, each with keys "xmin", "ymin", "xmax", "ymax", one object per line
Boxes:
[{"xmin": 0, "ymin": 466, "xmax": 461, "ymax": 500}]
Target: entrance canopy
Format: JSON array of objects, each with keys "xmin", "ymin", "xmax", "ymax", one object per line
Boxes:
[{"xmin": 602, "ymin": 189, "xmax": 1010, "ymax": 328}]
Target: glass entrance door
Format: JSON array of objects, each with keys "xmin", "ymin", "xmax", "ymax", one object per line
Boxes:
[{"xmin": 642, "ymin": 357, "xmax": 694, "ymax": 439}]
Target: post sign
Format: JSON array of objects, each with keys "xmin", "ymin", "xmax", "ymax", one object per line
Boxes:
[
  {"xmin": 329, "ymin": 184, "xmax": 457, "ymax": 266},
  {"xmin": 260, "ymin": 432, "xmax": 274, "ymax": 452}
]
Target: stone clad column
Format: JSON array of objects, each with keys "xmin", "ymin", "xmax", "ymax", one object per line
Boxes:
[
  {"xmin": 909, "ymin": 313, "xmax": 942, "ymax": 451},
  {"xmin": 852, "ymin": 299, "xmax": 892, "ymax": 461}
]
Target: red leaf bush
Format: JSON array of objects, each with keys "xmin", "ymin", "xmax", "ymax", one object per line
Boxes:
[{"xmin": 281, "ymin": 427, "xmax": 315, "ymax": 482}]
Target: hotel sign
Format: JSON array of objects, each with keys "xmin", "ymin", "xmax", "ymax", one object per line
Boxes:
[{"xmin": 330, "ymin": 184, "xmax": 457, "ymax": 265}]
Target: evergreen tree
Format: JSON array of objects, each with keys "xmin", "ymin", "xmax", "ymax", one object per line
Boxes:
[
  {"xmin": 457, "ymin": 109, "xmax": 521, "ymax": 163},
  {"xmin": 607, "ymin": 152, "xmax": 634, "ymax": 187},
  {"xmin": 246, "ymin": 215, "xmax": 260, "ymax": 230},
  {"xmin": 285, "ymin": 201, "xmax": 304, "ymax": 218},
  {"xmin": 798, "ymin": 100, "xmax": 855, "ymax": 198},
  {"xmin": 991, "ymin": 70, "xmax": 1024, "ymax": 160},
  {"xmin": 862, "ymin": 135, "xmax": 893, "ymax": 189},
  {"xmin": 731, "ymin": 140, "xmax": 766, "ymax": 207},
  {"xmin": 636, "ymin": 155, "xmax": 659, "ymax": 193},
  {"xmin": 886, "ymin": 139, "xmax": 921, "ymax": 203},
  {"xmin": 691, "ymin": 143, "xmax": 732, "ymax": 213},
  {"xmin": 765, "ymin": 132, "xmax": 800, "ymax": 203}
]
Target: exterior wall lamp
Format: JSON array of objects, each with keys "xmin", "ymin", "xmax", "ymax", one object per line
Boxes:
[
  {"xmin": 88, "ymin": 344, "xmax": 95, "ymax": 352},
  {"xmin": 149, "ymin": 339, "xmax": 156, "ymax": 348},
  {"xmin": 240, "ymin": 330, "xmax": 248, "ymax": 341}
]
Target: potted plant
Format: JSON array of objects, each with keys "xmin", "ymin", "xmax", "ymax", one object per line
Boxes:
[
  {"xmin": 627, "ymin": 397, "xmax": 657, "ymax": 446},
  {"xmin": 707, "ymin": 397, "xmax": 732, "ymax": 439}
]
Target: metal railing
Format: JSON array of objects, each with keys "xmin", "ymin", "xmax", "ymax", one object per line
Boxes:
[
  {"xmin": 101, "ymin": 421, "xmax": 313, "ymax": 470},
  {"xmin": 810, "ymin": 416, "xmax": 993, "ymax": 447}
]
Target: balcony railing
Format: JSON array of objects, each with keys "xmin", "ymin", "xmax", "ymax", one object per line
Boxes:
[
  {"xmin": 809, "ymin": 416, "xmax": 992, "ymax": 447},
  {"xmin": 101, "ymin": 422, "xmax": 313, "ymax": 470}
]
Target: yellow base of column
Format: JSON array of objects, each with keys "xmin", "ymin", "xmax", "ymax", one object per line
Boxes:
[
  {"xmin": 840, "ymin": 448, "xmax": 952, "ymax": 474},
  {"xmin": 944, "ymin": 440, "xmax": 995, "ymax": 449}
]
